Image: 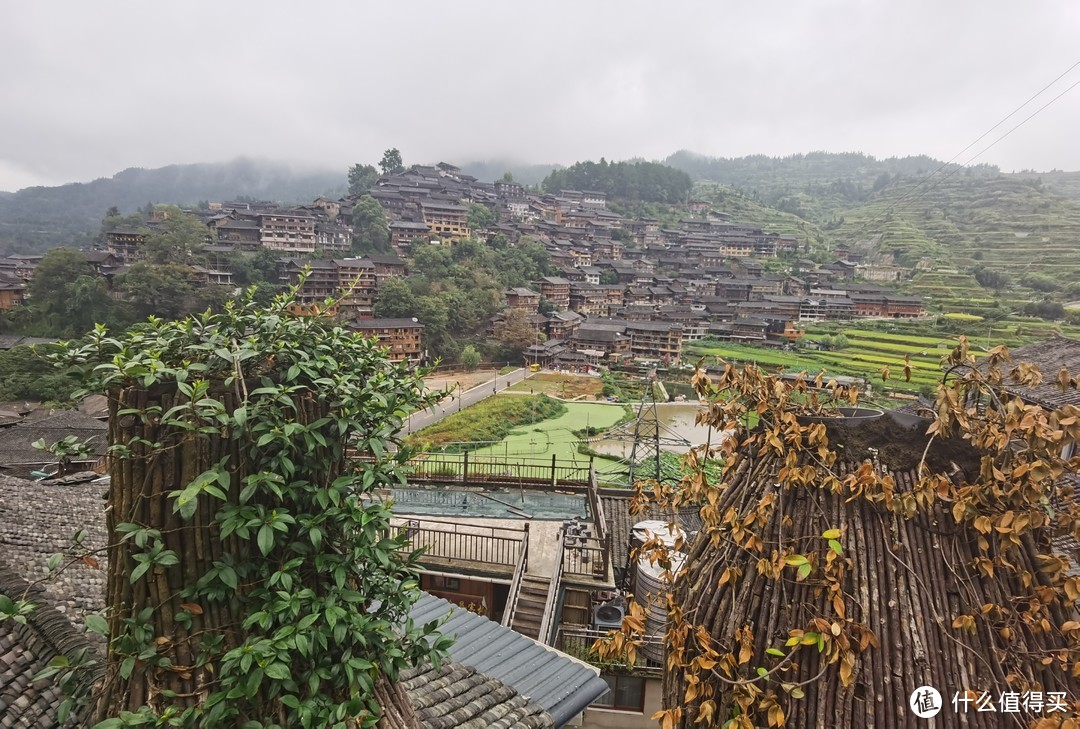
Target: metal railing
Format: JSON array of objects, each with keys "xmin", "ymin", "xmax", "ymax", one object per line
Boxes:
[
  {"xmin": 555, "ymin": 626, "xmax": 666, "ymax": 677},
  {"xmin": 586, "ymin": 465, "xmax": 606, "ymax": 543},
  {"xmin": 400, "ymin": 452, "xmax": 592, "ymax": 487},
  {"xmin": 562, "ymin": 533, "xmax": 610, "ymax": 583},
  {"xmin": 501, "ymin": 524, "xmax": 530, "ymax": 628},
  {"xmin": 393, "ymin": 518, "xmax": 524, "ymax": 569},
  {"xmin": 537, "ymin": 529, "xmax": 565, "ymax": 646}
]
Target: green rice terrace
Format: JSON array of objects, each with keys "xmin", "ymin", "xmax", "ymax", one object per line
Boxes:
[
  {"xmin": 686, "ymin": 319, "xmax": 1080, "ymax": 400},
  {"xmin": 831, "ymin": 175, "xmax": 1080, "ymax": 290}
]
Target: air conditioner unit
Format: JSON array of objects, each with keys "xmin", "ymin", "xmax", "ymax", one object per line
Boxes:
[{"xmin": 592, "ymin": 599, "xmax": 626, "ymax": 631}]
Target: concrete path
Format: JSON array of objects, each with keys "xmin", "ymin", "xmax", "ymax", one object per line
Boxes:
[{"xmin": 403, "ymin": 367, "xmax": 532, "ymax": 436}]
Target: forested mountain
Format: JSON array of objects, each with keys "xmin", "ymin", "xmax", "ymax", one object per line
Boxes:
[
  {"xmin": 458, "ymin": 160, "xmax": 559, "ymax": 187},
  {"xmin": 541, "ymin": 159, "xmax": 692, "ymax": 203},
  {"xmin": 665, "ymin": 150, "xmax": 1003, "ymax": 218},
  {"xmin": 0, "ymin": 158, "xmax": 344, "ymax": 254}
]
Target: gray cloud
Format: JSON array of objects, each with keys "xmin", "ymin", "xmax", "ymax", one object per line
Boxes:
[{"xmin": 2, "ymin": 0, "xmax": 1078, "ymax": 191}]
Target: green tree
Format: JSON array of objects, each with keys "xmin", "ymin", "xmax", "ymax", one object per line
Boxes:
[
  {"xmin": 348, "ymin": 163, "xmax": 379, "ymax": 195},
  {"xmin": 352, "ymin": 195, "xmax": 391, "ymax": 254},
  {"xmin": 0, "ymin": 344, "xmax": 80, "ymax": 403},
  {"xmin": 460, "ymin": 344, "xmax": 482, "ymax": 370},
  {"xmin": 379, "ymin": 148, "xmax": 404, "ymax": 176},
  {"xmin": 467, "ymin": 203, "xmax": 495, "ymax": 231},
  {"xmin": 228, "ymin": 248, "xmax": 280, "ymax": 286},
  {"xmin": 117, "ymin": 262, "xmax": 197, "ymax": 319},
  {"xmin": 600, "ymin": 269, "xmax": 620, "ymax": 285},
  {"xmin": 23, "ymin": 248, "xmax": 118, "ymax": 336},
  {"xmin": 416, "ymin": 295, "xmax": 455, "ymax": 361},
  {"xmin": 141, "ymin": 206, "xmax": 211, "ymax": 265},
  {"xmin": 49, "ymin": 287, "xmax": 450, "ymax": 726},
  {"xmin": 373, "ymin": 278, "xmax": 418, "ymax": 319},
  {"xmin": 411, "ymin": 243, "xmax": 454, "ymax": 282},
  {"xmin": 973, "ymin": 265, "xmax": 1010, "ymax": 290}
]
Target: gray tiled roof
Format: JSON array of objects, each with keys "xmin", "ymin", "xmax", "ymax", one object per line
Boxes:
[
  {"xmin": 409, "ymin": 593, "xmax": 608, "ymax": 727},
  {"xmin": 0, "ymin": 475, "xmax": 107, "ymax": 627},
  {"xmin": 0, "ymin": 565, "xmax": 100, "ymax": 728},
  {"xmin": 400, "ymin": 661, "xmax": 552, "ymax": 728},
  {"xmin": 995, "ymin": 335, "xmax": 1080, "ymax": 409},
  {"xmin": 0, "ymin": 411, "xmax": 107, "ymax": 476}
]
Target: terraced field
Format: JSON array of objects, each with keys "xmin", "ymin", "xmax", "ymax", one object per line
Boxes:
[
  {"xmin": 833, "ymin": 176, "xmax": 1080, "ymax": 287},
  {"xmin": 687, "ymin": 319, "xmax": 1068, "ymax": 398}
]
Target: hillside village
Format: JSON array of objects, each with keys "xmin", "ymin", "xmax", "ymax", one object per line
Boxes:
[{"xmin": 0, "ymin": 161, "xmax": 928, "ymax": 370}]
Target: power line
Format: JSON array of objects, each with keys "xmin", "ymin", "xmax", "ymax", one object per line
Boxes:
[
  {"xmin": 850, "ymin": 60, "xmax": 1080, "ymax": 241},
  {"xmin": 869, "ymin": 73, "xmax": 1080, "ymax": 232}
]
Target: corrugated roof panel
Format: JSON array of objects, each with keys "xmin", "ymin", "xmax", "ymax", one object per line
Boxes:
[{"xmin": 410, "ymin": 592, "xmax": 609, "ymax": 727}]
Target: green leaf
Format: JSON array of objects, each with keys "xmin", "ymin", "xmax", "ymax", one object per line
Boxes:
[
  {"xmin": 120, "ymin": 655, "xmax": 136, "ymax": 679},
  {"xmin": 245, "ymin": 667, "xmax": 264, "ymax": 697},
  {"xmin": 217, "ymin": 564, "xmax": 238, "ymax": 591},
  {"xmin": 822, "ymin": 528, "xmax": 842, "ymax": 540},
  {"xmin": 264, "ymin": 662, "xmax": 290, "ymax": 680},
  {"xmin": 784, "ymin": 554, "xmax": 807, "ymax": 567},
  {"xmin": 756, "ymin": 666, "xmax": 768, "ymax": 677},
  {"xmin": 84, "ymin": 613, "xmax": 109, "ymax": 636},
  {"xmin": 765, "ymin": 647, "xmax": 785, "ymax": 657},
  {"xmin": 130, "ymin": 561, "xmax": 151, "ymax": 583},
  {"xmin": 797, "ymin": 562, "xmax": 812, "ymax": 581},
  {"xmin": 828, "ymin": 539, "xmax": 843, "ymax": 555},
  {"xmin": 47, "ymin": 553, "xmax": 63, "ymax": 571},
  {"xmin": 257, "ymin": 524, "xmax": 274, "ymax": 556},
  {"xmin": 57, "ymin": 698, "xmax": 73, "ymax": 724}
]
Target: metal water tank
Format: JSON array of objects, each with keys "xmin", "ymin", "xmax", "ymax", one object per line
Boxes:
[
  {"xmin": 630, "ymin": 520, "xmax": 685, "ymax": 554},
  {"xmin": 633, "ymin": 550, "xmax": 686, "ymax": 662}
]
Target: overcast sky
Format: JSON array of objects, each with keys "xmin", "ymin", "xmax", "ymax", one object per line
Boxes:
[{"xmin": 2, "ymin": 1, "xmax": 1079, "ymax": 192}]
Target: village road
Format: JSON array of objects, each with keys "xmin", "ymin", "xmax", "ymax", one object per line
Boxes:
[{"xmin": 402, "ymin": 367, "xmax": 532, "ymax": 436}]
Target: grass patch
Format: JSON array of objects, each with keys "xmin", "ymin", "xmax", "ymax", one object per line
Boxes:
[
  {"xmin": 407, "ymin": 394, "xmax": 565, "ymax": 452},
  {"xmin": 467, "ymin": 402, "xmax": 629, "ymax": 463}
]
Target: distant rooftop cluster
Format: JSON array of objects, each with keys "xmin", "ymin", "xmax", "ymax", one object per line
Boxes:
[{"xmin": 0, "ymin": 162, "xmax": 924, "ymax": 373}]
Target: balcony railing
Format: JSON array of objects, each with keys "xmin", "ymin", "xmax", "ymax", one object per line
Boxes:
[
  {"xmin": 392, "ymin": 518, "xmax": 525, "ymax": 571},
  {"xmin": 399, "ymin": 452, "xmax": 592, "ymax": 488},
  {"xmin": 501, "ymin": 526, "xmax": 530, "ymax": 629},
  {"xmin": 555, "ymin": 626, "xmax": 665, "ymax": 677},
  {"xmin": 562, "ymin": 533, "xmax": 611, "ymax": 584}
]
